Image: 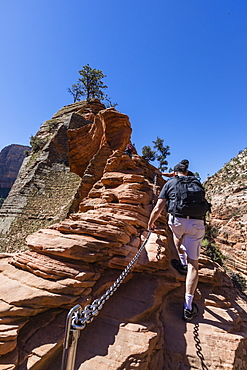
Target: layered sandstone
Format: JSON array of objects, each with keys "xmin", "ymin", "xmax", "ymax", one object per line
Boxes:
[
  {"xmin": 0, "ymin": 100, "xmax": 115, "ymax": 251},
  {"xmin": 204, "ymin": 148, "xmax": 247, "ymax": 282},
  {"xmin": 0, "ymin": 104, "xmax": 246, "ymax": 369}
]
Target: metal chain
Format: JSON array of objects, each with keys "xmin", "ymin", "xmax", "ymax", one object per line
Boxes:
[
  {"xmin": 62, "ymin": 172, "xmax": 166, "ymax": 370},
  {"xmin": 193, "ymin": 324, "xmax": 208, "ymax": 370},
  {"xmin": 71, "ymin": 229, "xmax": 153, "ymax": 331},
  {"xmin": 152, "ymin": 172, "xmax": 162, "ymax": 260},
  {"xmin": 156, "ymin": 234, "xmax": 162, "ymax": 260},
  {"xmin": 152, "ymin": 172, "xmax": 157, "ymax": 209},
  {"xmin": 71, "ymin": 173, "xmax": 160, "ymax": 330}
]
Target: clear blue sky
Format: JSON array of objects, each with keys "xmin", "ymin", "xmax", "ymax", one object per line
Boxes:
[{"xmin": 1, "ymin": 0, "xmax": 247, "ymax": 182}]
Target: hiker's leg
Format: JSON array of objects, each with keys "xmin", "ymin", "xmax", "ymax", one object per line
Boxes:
[
  {"xmin": 172, "ymin": 233, "xmax": 184, "ymax": 254},
  {"xmin": 182, "ymin": 220, "xmax": 204, "ymax": 314},
  {"xmin": 168, "ymin": 216, "xmax": 187, "ymax": 264},
  {"xmin": 172, "ymin": 233, "xmax": 187, "ymax": 266},
  {"xmin": 186, "ymin": 257, "xmax": 199, "ymax": 295},
  {"xmin": 184, "ymin": 257, "xmax": 198, "ymax": 310},
  {"xmin": 180, "ymin": 218, "xmax": 205, "ymax": 272}
]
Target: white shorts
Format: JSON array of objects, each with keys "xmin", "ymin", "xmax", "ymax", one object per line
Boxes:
[{"xmin": 168, "ymin": 215, "xmax": 205, "ymax": 260}]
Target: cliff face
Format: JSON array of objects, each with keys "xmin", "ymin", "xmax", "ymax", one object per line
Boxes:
[
  {"xmin": 204, "ymin": 148, "xmax": 247, "ymax": 281},
  {"xmin": 0, "ymin": 144, "xmax": 30, "ymax": 199},
  {"xmin": 0, "ymin": 103, "xmax": 246, "ymax": 369},
  {"xmin": 0, "ymin": 100, "xmax": 118, "ymax": 252}
]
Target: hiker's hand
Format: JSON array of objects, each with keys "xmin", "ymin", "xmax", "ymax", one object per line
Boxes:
[{"xmin": 148, "ymin": 222, "xmax": 156, "ymax": 231}]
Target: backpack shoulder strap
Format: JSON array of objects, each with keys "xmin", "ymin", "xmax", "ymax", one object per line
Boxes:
[{"xmin": 171, "ymin": 176, "xmax": 184, "ymax": 222}]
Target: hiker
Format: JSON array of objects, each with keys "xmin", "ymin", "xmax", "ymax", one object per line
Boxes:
[
  {"xmin": 148, "ymin": 163, "xmax": 210, "ymax": 321},
  {"xmin": 124, "ymin": 143, "xmax": 135, "ymax": 158},
  {"xmin": 161, "ymin": 159, "xmax": 194, "ymax": 177}
]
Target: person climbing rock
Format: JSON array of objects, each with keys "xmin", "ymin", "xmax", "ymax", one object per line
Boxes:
[
  {"xmin": 124, "ymin": 142, "xmax": 135, "ymax": 158},
  {"xmin": 148, "ymin": 163, "xmax": 210, "ymax": 321},
  {"xmin": 161, "ymin": 159, "xmax": 194, "ymax": 177}
]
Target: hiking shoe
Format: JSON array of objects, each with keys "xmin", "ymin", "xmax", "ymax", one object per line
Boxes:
[
  {"xmin": 182, "ymin": 303, "xmax": 199, "ymax": 322},
  {"xmin": 171, "ymin": 259, "xmax": 187, "ymax": 275}
]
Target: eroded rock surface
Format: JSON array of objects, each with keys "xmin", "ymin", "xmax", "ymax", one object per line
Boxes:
[
  {"xmin": 0, "ymin": 104, "xmax": 246, "ymax": 369},
  {"xmin": 0, "ymin": 100, "xmax": 129, "ymax": 251},
  {"xmin": 204, "ymin": 148, "xmax": 247, "ymax": 282}
]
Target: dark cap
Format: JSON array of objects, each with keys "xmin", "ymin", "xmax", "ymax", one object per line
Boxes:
[
  {"xmin": 180, "ymin": 159, "xmax": 189, "ymax": 167},
  {"xmin": 174, "ymin": 163, "xmax": 187, "ymax": 174}
]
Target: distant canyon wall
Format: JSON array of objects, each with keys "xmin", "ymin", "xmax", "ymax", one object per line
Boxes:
[
  {"xmin": 0, "ymin": 144, "xmax": 30, "ymax": 199},
  {"xmin": 204, "ymin": 148, "xmax": 247, "ymax": 282}
]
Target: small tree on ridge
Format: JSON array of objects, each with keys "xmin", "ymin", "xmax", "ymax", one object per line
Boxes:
[
  {"xmin": 142, "ymin": 136, "xmax": 170, "ymax": 171},
  {"xmin": 68, "ymin": 64, "xmax": 108, "ymax": 102}
]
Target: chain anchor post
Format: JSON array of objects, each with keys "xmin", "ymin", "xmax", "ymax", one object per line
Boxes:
[
  {"xmin": 61, "ymin": 305, "xmax": 82, "ymax": 370},
  {"xmin": 60, "ymin": 225, "xmax": 154, "ymax": 369}
]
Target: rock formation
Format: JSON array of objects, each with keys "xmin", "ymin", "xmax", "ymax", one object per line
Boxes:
[
  {"xmin": 0, "ymin": 100, "xmax": 107, "ymax": 251},
  {"xmin": 204, "ymin": 148, "xmax": 247, "ymax": 285},
  {"xmin": 0, "ymin": 144, "xmax": 30, "ymax": 200},
  {"xmin": 0, "ymin": 103, "xmax": 246, "ymax": 369}
]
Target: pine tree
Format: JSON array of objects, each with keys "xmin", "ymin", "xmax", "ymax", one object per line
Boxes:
[
  {"xmin": 68, "ymin": 64, "xmax": 108, "ymax": 102},
  {"xmin": 152, "ymin": 137, "xmax": 170, "ymax": 171},
  {"xmin": 142, "ymin": 145, "xmax": 156, "ymax": 161},
  {"xmin": 142, "ymin": 136, "xmax": 170, "ymax": 171},
  {"xmin": 68, "ymin": 83, "xmax": 82, "ymax": 103}
]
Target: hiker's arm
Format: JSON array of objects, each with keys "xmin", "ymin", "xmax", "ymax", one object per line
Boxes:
[
  {"xmin": 162, "ymin": 171, "xmax": 175, "ymax": 177},
  {"xmin": 148, "ymin": 198, "xmax": 166, "ymax": 230}
]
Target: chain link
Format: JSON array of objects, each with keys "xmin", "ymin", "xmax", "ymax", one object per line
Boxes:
[
  {"xmin": 156, "ymin": 234, "xmax": 162, "ymax": 260},
  {"xmin": 63, "ymin": 172, "xmax": 166, "ymax": 370},
  {"xmin": 152, "ymin": 172, "xmax": 163, "ymax": 260},
  {"xmin": 70, "ymin": 229, "xmax": 153, "ymax": 331},
  {"xmin": 152, "ymin": 172, "xmax": 157, "ymax": 209},
  {"xmin": 69, "ymin": 173, "xmax": 160, "ymax": 330},
  {"xmin": 193, "ymin": 323, "xmax": 208, "ymax": 370}
]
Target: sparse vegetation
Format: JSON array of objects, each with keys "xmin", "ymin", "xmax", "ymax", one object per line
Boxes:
[
  {"xmin": 203, "ymin": 224, "xmax": 247, "ymax": 294},
  {"xmin": 30, "ymin": 135, "xmax": 47, "ymax": 153},
  {"xmin": 202, "ymin": 238, "xmax": 226, "ymax": 266},
  {"xmin": 142, "ymin": 136, "xmax": 170, "ymax": 171},
  {"xmin": 142, "ymin": 146, "xmax": 156, "ymax": 162},
  {"xmin": 45, "ymin": 119, "xmax": 58, "ymax": 132},
  {"xmin": 227, "ymin": 270, "xmax": 247, "ymax": 293},
  {"xmin": 68, "ymin": 64, "xmax": 117, "ymax": 107},
  {"xmin": 202, "ymin": 225, "xmax": 226, "ymax": 266},
  {"xmin": 210, "ymin": 226, "xmax": 219, "ymax": 238},
  {"xmin": 193, "ymin": 172, "xmax": 201, "ymax": 181}
]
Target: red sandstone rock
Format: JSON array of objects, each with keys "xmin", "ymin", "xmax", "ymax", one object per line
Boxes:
[
  {"xmin": 0, "ymin": 104, "xmax": 246, "ymax": 369},
  {"xmin": 68, "ymin": 108, "xmax": 131, "ymax": 178}
]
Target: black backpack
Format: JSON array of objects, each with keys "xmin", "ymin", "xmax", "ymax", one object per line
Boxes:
[{"xmin": 172, "ymin": 176, "xmax": 211, "ymax": 219}]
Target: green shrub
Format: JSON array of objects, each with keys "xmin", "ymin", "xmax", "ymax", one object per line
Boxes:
[
  {"xmin": 227, "ymin": 270, "xmax": 247, "ymax": 293},
  {"xmin": 45, "ymin": 119, "xmax": 58, "ymax": 132},
  {"xmin": 30, "ymin": 135, "xmax": 46, "ymax": 153},
  {"xmin": 202, "ymin": 238, "xmax": 226, "ymax": 266},
  {"xmin": 210, "ymin": 226, "xmax": 219, "ymax": 238}
]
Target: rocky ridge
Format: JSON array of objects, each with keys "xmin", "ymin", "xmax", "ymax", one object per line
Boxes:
[
  {"xmin": 204, "ymin": 148, "xmax": 247, "ymax": 282},
  {"xmin": 0, "ymin": 104, "xmax": 246, "ymax": 369},
  {"xmin": 0, "ymin": 100, "xmax": 109, "ymax": 252}
]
